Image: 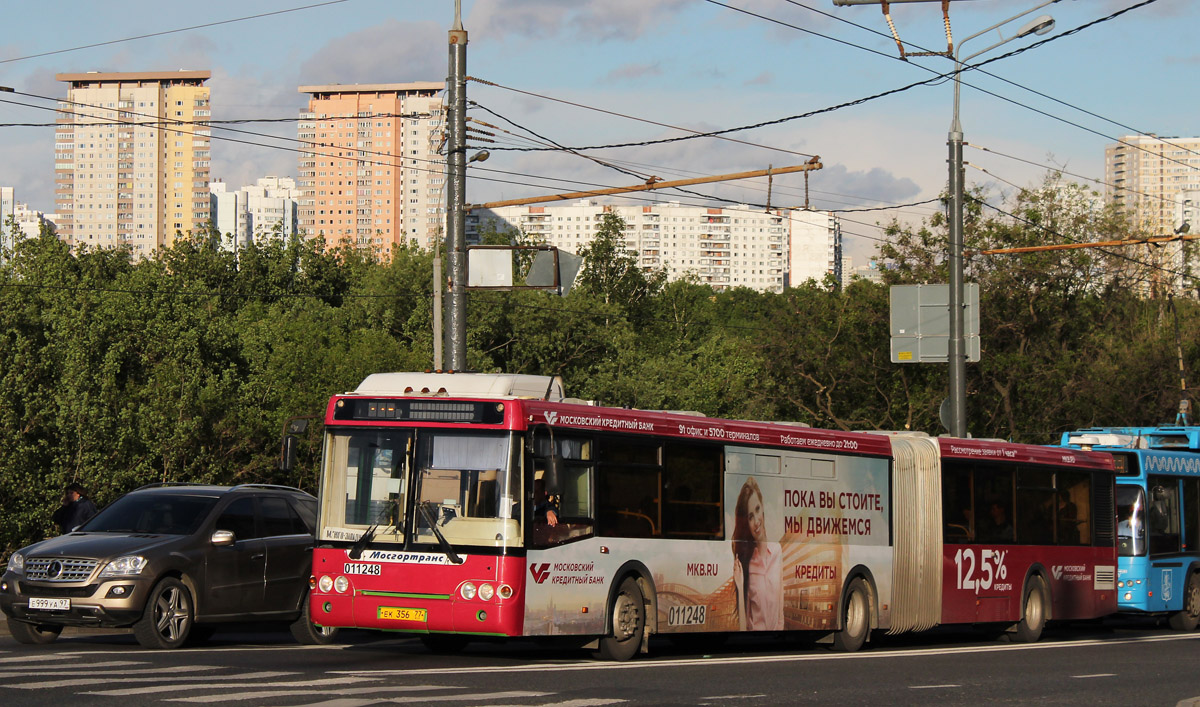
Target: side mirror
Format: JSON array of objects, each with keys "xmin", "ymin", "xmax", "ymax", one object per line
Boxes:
[
  {"xmin": 543, "ymin": 455, "xmax": 563, "ymax": 495},
  {"xmin": 211, "ymin": 529, "xmax": 235, "ymax": 546},
  {"xmin": 280, "ymin": 435, "xmax": 300, "ymax": 471}
]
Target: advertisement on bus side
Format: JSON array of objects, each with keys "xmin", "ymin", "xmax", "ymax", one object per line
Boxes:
[{"xmin": 522, "ymin": 450, "xmax": 893, "ymax": 636}]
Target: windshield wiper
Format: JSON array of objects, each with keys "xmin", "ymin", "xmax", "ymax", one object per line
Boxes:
[
  {"xmin": 347, "ymin": 524, "xmax": 377, "ymax": 560},
  {"xmin": 348, "ymin": 498, "xmax": 401, "ymax": 560},
  {"xmin": 417, "ymin": 502, "xmax": 463, "ymax": 565}
]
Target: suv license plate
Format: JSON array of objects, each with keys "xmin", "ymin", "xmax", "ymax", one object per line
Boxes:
[
  {"xmin": 29, "ymin": 597, "xmax": 70, "ymax": 611},
  {"xmin": 378, "ymin": 606, "xmax": 426, "ymax": 622}
]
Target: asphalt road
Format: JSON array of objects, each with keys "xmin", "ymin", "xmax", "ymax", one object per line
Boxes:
[{"xmin": 2, "ymin": 621, "xmax": 1199, "ymax": 706}]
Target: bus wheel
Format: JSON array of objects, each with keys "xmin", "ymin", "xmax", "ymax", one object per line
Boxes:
[
  {"xmin": 1012, "ymin": 576, "xmax": 1047, "ymax": 643},
  {"xmin": 831, "ymin": 578, "xmax": 871, "ymax": 652},
  {"xmin": 1168, "ymin": 573, "xmax": 1200, "ymax": 631},
  {"xmin": 595, "ymin": 576, "xmax": 646, "ymax": 661},
  {"xmin": 421, "ymin": 634, "xmax": 470, "ymax": 654}
]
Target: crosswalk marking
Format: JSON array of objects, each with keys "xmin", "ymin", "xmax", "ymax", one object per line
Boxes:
[
  {"xmin": 0, "ymin": 652, "xmax": 93, "ymax": 663},
  {"xmin": 14, "ymin": 670, "xmax": 292, "ymax": 690},
  {"xmin": 166, "ymin": 684, "xmax": 456, "ymax": 703},
  {"xmin": 279, "ymin": 691, "xmax": 550, "ymax": 707},
  {"xmin": 83, "ymin": 676, "xmax": 371, "ymax": 697},
  {"xmin": 0, "ymin": 660, "xmax": 149, "ymax": 675}
]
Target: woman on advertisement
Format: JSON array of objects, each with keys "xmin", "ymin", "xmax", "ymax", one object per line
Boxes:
[{"xmin": 732, "ymin": 477, "xmax": 783, "ymax": 630}]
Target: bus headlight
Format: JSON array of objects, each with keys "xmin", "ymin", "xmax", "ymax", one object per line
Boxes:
[
  {"xmin": 1117, "ymin": 581, "xmax": 1125, "ymax": 588},
  {"xmin": 460, "ymin": 582, "xmax": 477, "ymax": 600},
  {"xmin": 334, "ymin": 576, "xmax": 349, "ymax": 593},
  {"xmin": 1124, "ymin": 591, "xmax": 1133, "ymax": 601},
  {"xmin": 479, "ymin": 583, "xmax": 495, "ymax": 601},
  {"xmin": 318, "ymin": 575, "xmax": 334, "ymax": 593},
  {"xmin": 498, "ymin": 584, "xmax": 513, "ymax": 599}
]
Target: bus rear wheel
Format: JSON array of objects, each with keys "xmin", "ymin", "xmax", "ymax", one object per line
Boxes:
[
  {"xmin": 831, "ymin": 578, "xmax": 871, "ymax": 652},
  {"xmin": 1012, "ymin": 576, "xmax": 1047, "ymax": 643},
  {"xmin": 595, "ymin": 576, "xmax": 646, "ymax": 661},
  {"xmin": 1169, "ymin": 573, "xmax": 1200, "ymax": 631}
]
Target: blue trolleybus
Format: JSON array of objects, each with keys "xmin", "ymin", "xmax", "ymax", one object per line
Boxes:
[{"xmin": 1061, "ymin": 426, "xmax": 1200, "ymax": 629}]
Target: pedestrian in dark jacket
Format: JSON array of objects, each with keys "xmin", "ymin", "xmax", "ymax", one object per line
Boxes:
[{"xmin": 52, "ymin": 482, "xmax": 98, "ymax": 533}]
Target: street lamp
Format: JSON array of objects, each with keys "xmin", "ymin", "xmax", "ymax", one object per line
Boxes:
[{"xmin": 946, "ymin": 3, "xmax": 1057, "ymax": 438}]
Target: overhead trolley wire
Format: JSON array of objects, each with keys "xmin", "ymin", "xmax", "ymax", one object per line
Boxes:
[
  {"xmin": 781, "ymin": 0, "xmax": 1200, "ymax": 164},
  {"xmin": 967, "ymin": 142, "xmax": 1186, "ymax": 211},
  {"xmin": 730, "ymin": 0, "xmax": 1197, "ymax": 175},
  {"xmin": 968, "ymin": 195, "xmax": 1188, "ymax": 282},
  {"xmin": 466, "ymin": 76, "xmax": 818, "ymax": 161},
  {"xmin": 484, "ymin": 0, "xmax": 1186, "ymax": 184},
  {"xmin": 0, "ymin": 0, "xmax": 353, "ymax": 65},
  {"xmin": 0, "ymin": 91, "xmax": 678, "ymax": 200}
]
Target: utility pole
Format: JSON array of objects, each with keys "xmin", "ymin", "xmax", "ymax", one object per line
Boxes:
[
  {"xmin": 832, "ymin": 0, "xmax": 1056, "ymax": 439},
  {"xmin": 948, "ymin": 111, "xmax": 967, "ymax": 438},
  {"xmin": 444, "ymin": 1, "xmax": 468, "ymax": 370}
]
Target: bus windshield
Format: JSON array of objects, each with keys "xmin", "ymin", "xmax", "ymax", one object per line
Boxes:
[
  {"xmin": 1116, "ymin": 485, "xmax": 1146, "ymax": 557},
  {"xmin": 412, "ymin": 431, "xmax": 520, "ymax": 549},
  {"xmin": 319, "ymin": 428, "xmax": 520, "ymax": 549}
]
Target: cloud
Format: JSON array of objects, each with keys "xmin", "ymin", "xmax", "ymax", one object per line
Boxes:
[
  {"xmin": 298, "ymin": 20, "xmax": 444, "ymax": 85},
  {"xmin": 469, "ymin": 0, "xmax": 692, "ymax": 42},
  {"xmin": 603, "ymin": 62, "xmax": 663, "ymax": 84},
  {"xmin": 163, "ymin": 34, "xmax": 218, "ymax": 72},
  {"xmin": 808, "ymin": 164, "xmax": 922, "ymax": 208},
  {"xmin": 208, "ymin": 68, "xmax": 308, "ymax": 188},
  {"xmin": 1166, "ymin": 54, "xmax": 1200, "ymax": 66},
  {"xmin": 0, "ymin": 132, "xmax": 54, "ymax": 214},
  {"xmin": 744, "ymin": 71, "xmax": 773, "ymax": 87}
]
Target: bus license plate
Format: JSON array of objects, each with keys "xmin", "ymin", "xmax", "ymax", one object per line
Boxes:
[
  {"xmin": 378, "ymin": 606, "xmax": 427, "ymax": 622},
  {"xmin": 29, "ymin": 598, "xmax": 70, "ymax": 611}
]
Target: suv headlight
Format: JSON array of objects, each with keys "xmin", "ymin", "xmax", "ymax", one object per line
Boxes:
[
  {"xmin": 6, "ymin": 551, "xmax": 23, "ymax": 574},
  {"xmin": 99, "ymin": 555, "xmax": 148, "ymax": 577}
]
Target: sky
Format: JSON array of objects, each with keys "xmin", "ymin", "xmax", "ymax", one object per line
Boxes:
[{"xmin": 0, "ymin": 0, "xmax": 1196, "ymax": 262}]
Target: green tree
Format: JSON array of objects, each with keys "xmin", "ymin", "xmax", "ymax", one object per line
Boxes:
[{"xmin": 576, "ymin": 213, "xmax": 666, "ymax": 309}]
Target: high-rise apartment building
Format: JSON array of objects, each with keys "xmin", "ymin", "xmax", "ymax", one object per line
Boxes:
[
  {"xmin": 1105, "ymin": 135, "xmax": 1200, "ymax": 235},
  {"xmin": 210, "ymin": 176, "xmax": 300, "ymax": 251},
  {"xmin": 55, "ymin": 71, "xmax": 212, "ymax": 256},
  {"xmin": 469, "ymin": 200, "xmax": 841, "ymax": 293},
  {"xmin": 1, "ymin": 187, "xmax": 54, "ymax": 254},
  {"xmin": 0, "ymin": 187, "xmax": 13, "ymax": 228},
  {"xmin": 297, "ymin": 83, "xmax": 444, "ymax": 252},
  {"xmin": 787, "ymin": 209, "xmax": 842, "ymax": 287}
]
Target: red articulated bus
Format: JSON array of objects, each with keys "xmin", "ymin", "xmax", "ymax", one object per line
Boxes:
[{"xmin": 307, "ymin": 372, "xmax": 1116, "ymax": 659}]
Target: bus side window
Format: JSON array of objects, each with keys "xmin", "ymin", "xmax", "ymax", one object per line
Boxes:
[
  {"xmin": 530, "ymin": 436, "xmax": 595, "ymax": 549},
  {"xmin": 974, "ymin": 466, "xmax": 1014, "ymax": 544},
  {"xmin": 1056, "ymin": 471, "xmax": 1091, "ymax": 546},
  {"xmin": 596, "ymin": 437, "xmax": 662, "ymax": 539},
  {"xmin": 662, "ymin": 443, "xmax": 723, "ymax": 539},
  {"xmin": 941, "ymin": 464, "xmax": 973, "ymax": 543},
  {"xmin": 1016, "ymin": 467, "xmax": 1055, "ymax": 546}
]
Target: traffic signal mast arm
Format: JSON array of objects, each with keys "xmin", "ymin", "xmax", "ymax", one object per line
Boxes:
[
  {"xmin": 468, "ymin": 160, "xmax": 822, "ymax": 211},
  {"xmin": 976, "ymin": 233, "xmax": 1200, "ymax": 256}
]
